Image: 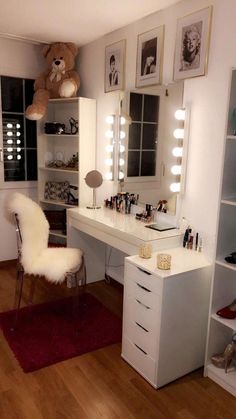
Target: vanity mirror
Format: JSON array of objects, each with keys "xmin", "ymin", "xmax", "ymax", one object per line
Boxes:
[{"xmin": 121, "ymin": 81, "xmax": 184, "ymax": 213}]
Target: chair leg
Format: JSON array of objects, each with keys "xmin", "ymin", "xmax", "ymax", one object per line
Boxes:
[
  {"xmin": 11, "ymin": 268, "xmax": 24, "ymax": 331},
  {"xmin": 72, "ymin": 272, "xmax": 80, "ymax": 335}
]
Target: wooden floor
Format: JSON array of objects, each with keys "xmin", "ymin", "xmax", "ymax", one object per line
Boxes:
[{"xmin": 1, "ymin": 261, "xmax": 236, "ymax": 419}]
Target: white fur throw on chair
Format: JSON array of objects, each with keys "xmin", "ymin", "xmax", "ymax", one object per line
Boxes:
[{"xmin": 8, "ymin": 193, "xmax": 83, "ymax": 283}]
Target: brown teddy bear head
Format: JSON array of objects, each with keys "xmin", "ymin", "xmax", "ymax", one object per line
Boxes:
[{"xmin": 42, "ymin": 42, "xmax": 78, "ymax": 73}]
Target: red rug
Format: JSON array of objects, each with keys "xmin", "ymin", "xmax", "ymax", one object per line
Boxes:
[{"xmin": 0, "ymin": 293, "xmax": 122, "ymax": 373}]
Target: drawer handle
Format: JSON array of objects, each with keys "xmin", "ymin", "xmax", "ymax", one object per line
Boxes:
[
  {"xmin": 136, "ymin": 282, "xmax": 151, "ymax": 293},
  {"xmin": 135, "ymin": 321, "xmax": 149, "ymax": 333},
  {"xmin": 137, "ymin": 267, "xmax": 151, "ymax": 275},
  {"xmin": 134, "ymin": 343, "xmax": 147, "ymax": 355},
  {"xmin": 136, "ymin": 299, "xmax": 150, "ymax": 310}
]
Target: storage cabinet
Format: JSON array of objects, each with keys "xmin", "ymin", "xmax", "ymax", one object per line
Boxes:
[
  {"xmin": 205, "ymin": 69, "xmax": 236, "ymax": 396},
  {"xmin": 37, "ymin": 97, "xmax": 96, "ymax": 240},
  {"xmin": 122, "ymin": 247, "xmax": 211, "ymax": 388}
]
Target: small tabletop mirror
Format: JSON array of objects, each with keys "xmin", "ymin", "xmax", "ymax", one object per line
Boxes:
[{"xmin": 85, "ymin": 170, "xmax": 103, "ymax": 209}]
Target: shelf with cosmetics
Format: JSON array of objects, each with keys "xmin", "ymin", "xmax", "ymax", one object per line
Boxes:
[
  {"xmin": 204, "ymin": 68, "xmax": 236, "ymax": 397},
  {"xmin": 37, "ymin": 97, "xmax": 96, "ymax": 241}
]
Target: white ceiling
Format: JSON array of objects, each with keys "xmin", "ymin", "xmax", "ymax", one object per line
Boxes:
[{"xmin": 0, "ymin": 0, "xmax": 181, "ymax": 46}]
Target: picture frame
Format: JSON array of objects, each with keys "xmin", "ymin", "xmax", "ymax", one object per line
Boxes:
[
  {"xmin": 173, "ymin": 6, "xmax": 212, "ymax": 81},
  {"xmin": 105, "ymin": 39, "xmax": 126, "ymax": 93},
  {"xmin": 135, "ymin": 26, "xmax": 164, "ymax": 88}
]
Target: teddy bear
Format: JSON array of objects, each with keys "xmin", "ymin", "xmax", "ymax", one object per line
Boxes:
[{"xmin": 25, "ymin": 42, "xmax": 80, "ymax": 120}]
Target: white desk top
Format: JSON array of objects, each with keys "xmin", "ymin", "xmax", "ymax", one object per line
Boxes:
[
  {"xmin": 127, "ymin": 247, "xmax": 211, "ymax": 278},
  {"xmin": 68, "ymin": 206, "xmax": 182, "ymax": 246}
]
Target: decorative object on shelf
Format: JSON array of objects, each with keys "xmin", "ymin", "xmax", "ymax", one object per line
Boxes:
[
  {"xmin": 211, "ymin": 333, "xmax": 236, "ymax": 373},
  {"xmin": 136, "ymin": 26, "xmax": 164, "ymax": 88},
  {"xmin": 44, "ymin": 122, "xmax": 65, "ymax": 134},
  {"xmin": 66, "ymin": 153, "xmax": 78, "ymax": 170},
  {"xmin": 85, "ymin": 170, "xmax": 103, "ymax": 209},
  {"xmin": 139, "ymin": 243, "xmax": 152, "ymax": 259},
  {"xmin": 25, "ymin": 42, "xmax": 80, "ymax": 121},
  {"xmin": 105, "ymin": 39, "xmax": 126, "ymax": 93},
  {"xmin": 173, "ymin": 6, "xmax": 212, "ymax": 81},
  {"xmin": 46, "ymin": 152, "xmax": 78, "ymax": 171},
  {"xmin": 157, "ymin": 253, "xmax": 171, "ymax": 270},
  {"xmin": 225, "ymin": 252, "xmax": 236, "ymax": 264},
  {"xmin": 65, "ymin": 185, "xmax": 78, "ymax": 206},
  {"xmin": 44, "ymin": 180, "xmax": 70, "ymax": 201},
  {"xmin": 216, "ymin": 298, "xmax": 236, "ymax": 319},
  {"xmin": 157, "ymin": 200, "xmax": 167, "ymax": 213},
  {"xmin": 69, "ymin": 117, "xmax": 78, "ymax": 135}
]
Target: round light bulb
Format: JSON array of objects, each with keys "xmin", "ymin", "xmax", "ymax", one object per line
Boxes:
[
  {"xmin": 16, "ymin": 123, "xmax": 21, "ymax": 128},
  {"xmin": 171, "ymin": 165, "xmax": 182, "ymax": 175},
  {"xmin": 17, "ymin": 140, "xmax": 21, "ymax": 144},
  {"xmin": 172, "ymin": 147, "xmax": 183, "ymax": 157},
  {"xmin": 16, "ymin": 132, "xmax": 21, "ymax": 137},
  {"xmin": 7, "ymin": 131, "xmax": 13, "ymax": 136},
  {"xmin": 106, "ymin": 115, "xmax": 114, "ymax": 124},
  {"xmin": 119, "ymin": 158, "xmax": 125, "ymax": 166},
  {"xmin": 120, "ymin": 145, "xmax": 125, "ymax": 153},
  {"xmin": 120, "ymin": 116, "xmax": 126, "ymax": 125},
  {"xmin": 119, "ymin": 171, "xmax": 124, "ymax": 180},
  {"xmin": 7, "ymin": 139, "xmax": 13, "ymax": 144},
  {"xmin": 174, "ymin": 109, "xmax": 185, "ymax": 120},
  {"xmin": 173, "ymin": 128, "xmax": 184, "ymax": 139},
  {"xmin": 7, "ymin": 155, "xmax": 13, "ymax": 160},
  {"xmin": 17, "ymin": 147, "xmax": 21, "ymax": 152},
  {"xmin": 105, "ymin": 158, "xmax": 113, "ymax": 166},
  {"xmin": 120, "ymin": 130, "xmax": 125, "ymax": 140},
  {"xmin": 7, "ymin": 147, "xmax": 13, "ymax": 152},
  {"xmin": 17, "ymin": 155, "xmax": 21, "ymax": 160},
  {"xmin": 170, "ymin": 182, "xmax": 180, "ymax": 192},
  {"xmin": 105, "ymin": 144, "xmax": 113, "ymax": 152},
  {"xmin": 105, "ymin": 130, "xmax": 114, "ymax": 139},
  {"xmin": 105, "ymin": 172, "xmax": 113, "ymax": 180},
  {"xmin": 7, "ymin": 123, "xmax": 13, "ymax": 128}
]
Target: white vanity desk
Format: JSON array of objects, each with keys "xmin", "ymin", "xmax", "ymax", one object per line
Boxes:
[{"xmin": 67, "ymin": 206, "xmax": 183, "ymax": 283}]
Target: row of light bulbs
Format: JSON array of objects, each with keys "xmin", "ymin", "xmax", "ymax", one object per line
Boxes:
[
  {"xmin": 105, "ymin": 114, "xmax": 126, "ymax": 181},
  {"xmin": 170, "ymin": 108, "xmax": 186, "ymax": 193},
  {"xmin": 4, "ymin": 121, "xmax": 22, "ymax": 160}
]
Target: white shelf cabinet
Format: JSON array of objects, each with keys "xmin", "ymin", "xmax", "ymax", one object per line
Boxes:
[
  {"xmin": 37, "ymin": 97, "xmax": 96, "ymax": 239},
  {"xmin": 121, "ymin": 247, "xmax": 211, "ymax": 389},
  {"xmin": 205, "ymin": 69, "xmax": 236, "ymax": 396}
]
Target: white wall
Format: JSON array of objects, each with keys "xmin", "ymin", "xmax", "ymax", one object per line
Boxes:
[
  {"xmin": 0, "ymin": 39, "xmax": 44, "ymax": 261},
  {"xmin": 78, "ymin": 0, "xmax": 236, "ymax": 259}
]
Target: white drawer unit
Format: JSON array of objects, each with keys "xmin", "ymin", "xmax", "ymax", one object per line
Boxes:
[{"xmin": 121, "ymin": 247, "xmax": 211, "ymax": 389}]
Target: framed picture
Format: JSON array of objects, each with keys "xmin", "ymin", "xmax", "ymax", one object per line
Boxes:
[
  {"xmin": 105, "ymin": 40, "xmax": 126, "ymax": 93},
  {"xmin": 135, "ymin": 26, "xmax": 164, "ymax": 88},
  {"xmin": 173, "ymin": 6, "xmax": 212, "ymax": 81}
]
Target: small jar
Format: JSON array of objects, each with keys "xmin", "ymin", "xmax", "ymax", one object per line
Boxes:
[
  {"xmin": 139, "ymin": 243, "xmax": 152, "ymax": 259},
  {"xmin": 157, "ymin": 253, "xmax": 171, "ymax": 270}
]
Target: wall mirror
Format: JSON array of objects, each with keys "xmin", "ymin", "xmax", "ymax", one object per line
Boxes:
[{"xmin": 121, "ymin": 81, "xmax": 184, "ymax": 213}]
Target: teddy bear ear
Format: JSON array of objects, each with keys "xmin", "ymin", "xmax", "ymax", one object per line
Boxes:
[
  {"xmin": 42, "ymin": 44, "xmax": 51, "ymax": 57},
  {"xmin": 66, "ymin": 43, "xmax": 79, "ymax": 56}
]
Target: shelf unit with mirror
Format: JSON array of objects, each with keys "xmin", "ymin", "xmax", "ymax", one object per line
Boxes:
[
  {"xmin": 205, "ymin": 68, "xmax": 236, "ymax": 396},
  {"xmin": 37, "ymin": 97, "xmax": 96, "ymax": 241}
]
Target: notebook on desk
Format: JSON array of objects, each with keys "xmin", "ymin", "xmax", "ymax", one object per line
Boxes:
[{"xmin": 145, "ymin": 223, "xmax": 176, "ymax": 232}]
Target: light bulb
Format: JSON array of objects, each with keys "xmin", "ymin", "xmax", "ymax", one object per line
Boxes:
[
  {"xmin": 7, "ymin": 147, "xmax": 13, "ymax": 152},
  {"xmin": 173, "ymin": 128, "xmax": 184, "ymax": 139},
  {"xmin": 17, "ymin": 140, "xmax": 21, "ymax": 144},
  {"xmin": 171, "ymin": 165, "xmax": 182, "ymax": 175},
  {"xmin": 17, "ymin": 155, "xmax": 21, "ymax": 160},
  {"xmin": 16, "ymin": 123, "xmax": 21, "ymax": 128},
  {"xmin": 106, "ymin": 115, "xmax": 114, "ymax": 124},
  {"xmin": 119, "ymin": 158, "xmax": 125, "ymax": 166},
  {"xmin": 120, "ymin": 116, "xmax": 126, "ymax": 125},
  {"xmin": 7, "ymin": 139, "xmax": 13, "ymax": 144},
  {"xmin": 170, "ymin": 182, "xmax": 180, "ymax": 192},
  {"xmin": 105, "ymin": 130, "xmax": 114, "ymax": 139},
  {"xmin": 7, "ymin": 155, "xmax": 13, "ymax": 160},
  {"xmin": 119, "ymin": 171, "xmax": 124, "ymax": 180},
  {"xmin": 120, "ymin": 130, "xmax": 125, "ymax": 140},
  {"xmin": 7, "ymin": 131, "xmax": 13, "ymax": 137},
  {"xmin": 120, "ymin": 145, "xmax": 125, "ymax": 153},
  {"xmin": 105, "ymin": 158, "xmax": 113, "ymax": 166},
  {"xmin": 105, "ymin": 172, "xmax": 113, "ymax": 180},
  {"xmin": 17, "ymin": 147, "xmax": 21, "ymax": 152},
  {"xmin": 105, "ymin": 144, "xmax": 113, "ymax": 153},
  {"xmin": 16, "ymin": 132, "xmax": 21, "ymax": 137},
  {"xmin": 175, "ymin": 109, "xmax": 185, "ymax": 120},
  {"xmin": 172, "ymin": 147, "xmax": 183, "ymax": 157},
  {"xmin": 7, "ymin": 123, "xmax": 13, "ymax": 128}
]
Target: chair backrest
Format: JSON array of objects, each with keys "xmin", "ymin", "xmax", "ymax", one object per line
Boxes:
[{"xmin": 8, "ymin": 193, "xmax": 49, "ymax": 272}]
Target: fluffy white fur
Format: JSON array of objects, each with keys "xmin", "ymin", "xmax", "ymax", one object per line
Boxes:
[{"xmin": 8, "ymin": 193, "xmax": 82, "ymax": 283}]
